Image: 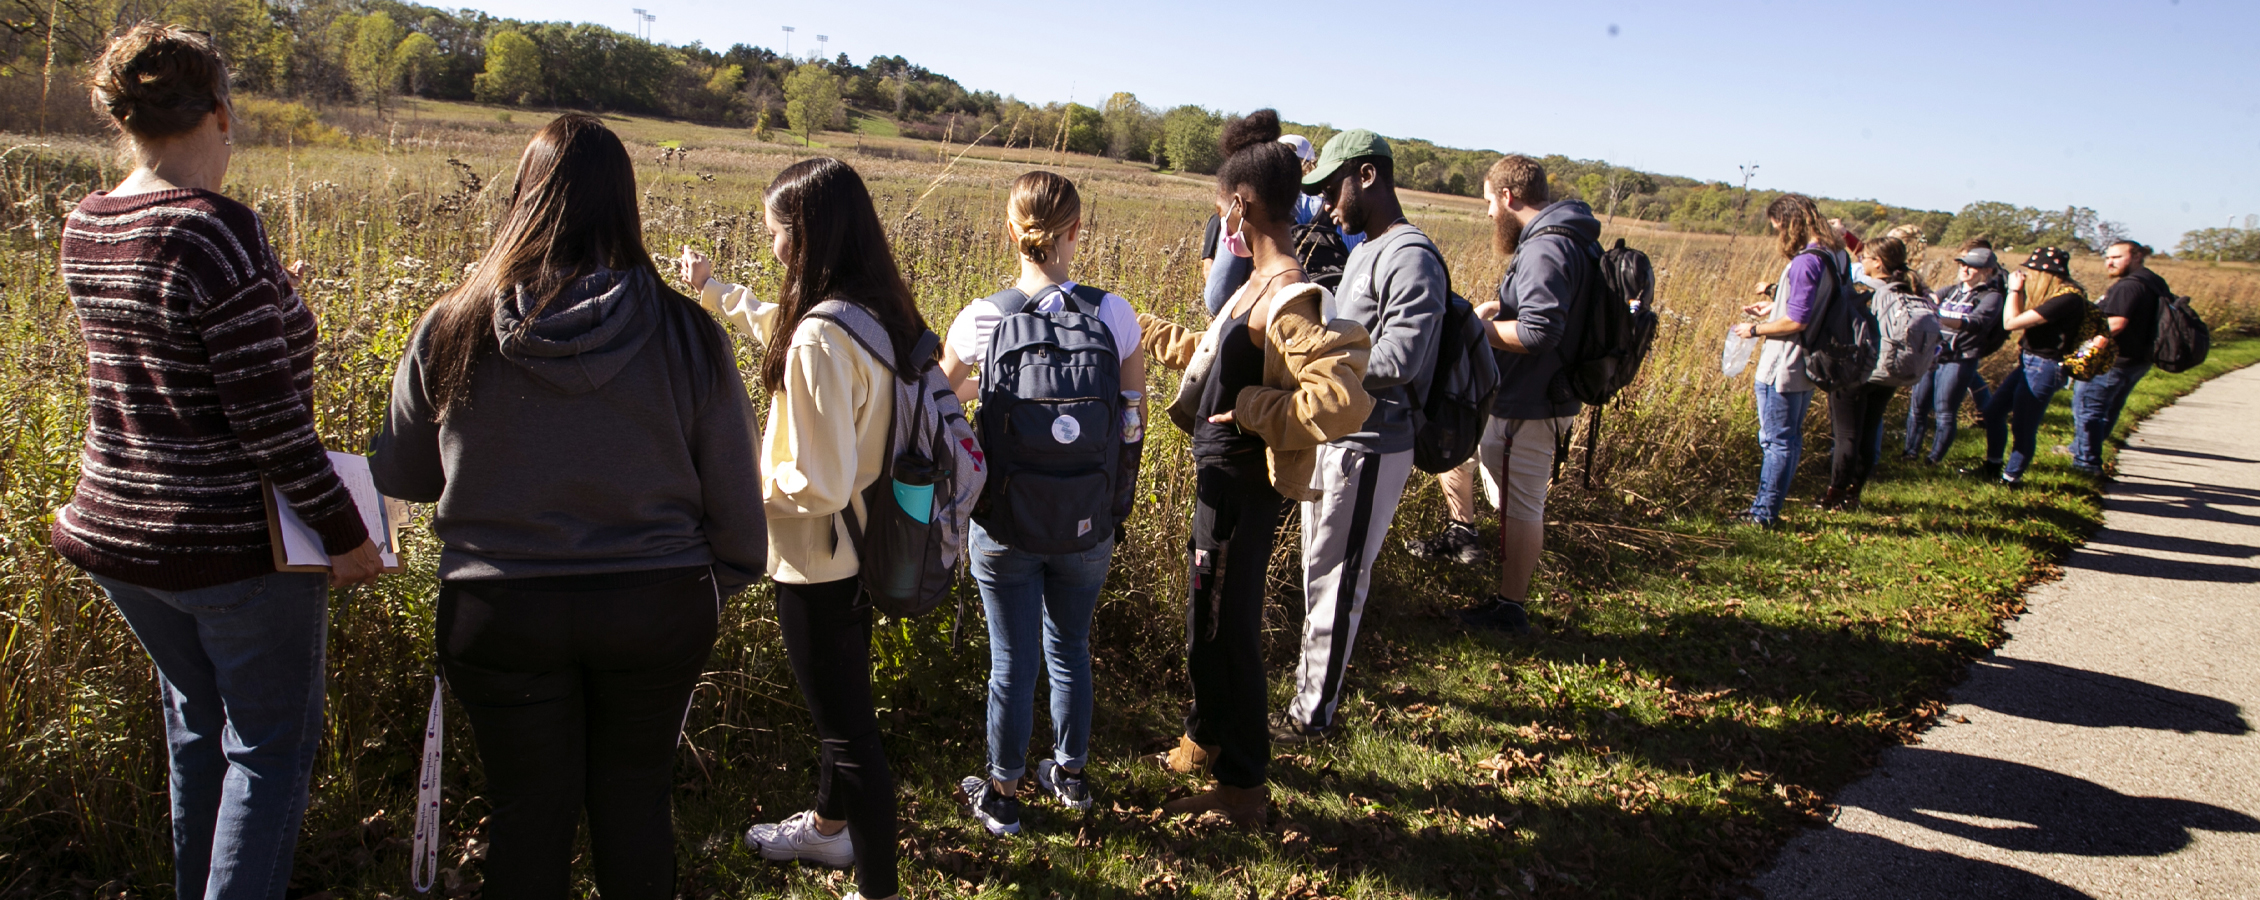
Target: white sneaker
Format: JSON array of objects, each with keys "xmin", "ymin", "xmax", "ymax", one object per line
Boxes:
[{"xmin": 743, "ymin": 809, "xmax": 856, "ymax": 868}]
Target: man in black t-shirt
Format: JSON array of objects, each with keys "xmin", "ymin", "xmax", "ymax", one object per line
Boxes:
[{"xmin": 2069, "ymin": 240, "xmax": 2168, "ymax": 474}]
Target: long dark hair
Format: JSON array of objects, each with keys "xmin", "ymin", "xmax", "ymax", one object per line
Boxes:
[
  {"xmin": 421, "ymin": 113, "xmax": 707, "ymax": 418},
  {"xmin": 760, "ymin": 157, "xmax": 926, "ymax": 390}
]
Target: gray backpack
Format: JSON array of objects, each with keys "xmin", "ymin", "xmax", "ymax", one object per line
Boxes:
[
  {"xmin": 806, "ymin": 300, "xmax": 985, "ymax": 617},
  {"xmin": 974, "ymin": 285, "xmax": 1126, "ymax": 554},
  {"xmin": 1867, "ymin": 282, "xmax": 1942, "ymax": 387}
]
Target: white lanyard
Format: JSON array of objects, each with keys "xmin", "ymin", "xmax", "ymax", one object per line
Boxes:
[{"xmin": 411, "ymin": 675, "xmax": 444, "ymax": 892}]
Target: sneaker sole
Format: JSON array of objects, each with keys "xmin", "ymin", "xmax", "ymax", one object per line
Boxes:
[
  {"xmin": 970, "ymin": 810, "xmax": 1021, "ymax": 836},
  {"xmin": 746, "ymin": 835, "xmax": 855, "ymax": 869}
]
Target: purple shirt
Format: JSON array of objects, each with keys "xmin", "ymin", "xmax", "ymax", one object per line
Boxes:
[{"xmin": 1781, "ymin": 241, "xmax": 1828, "ymax": 324}]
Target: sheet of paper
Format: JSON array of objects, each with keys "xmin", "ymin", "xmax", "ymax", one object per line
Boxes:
[{"xmin": 270, "ymin": 451, "xmax": 399, "ymax": 569}]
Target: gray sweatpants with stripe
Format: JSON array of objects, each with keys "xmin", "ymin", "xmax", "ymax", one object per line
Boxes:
[{"xmin": 1287, "ymin": 444, "xmax": 1415, "ymax": 731}]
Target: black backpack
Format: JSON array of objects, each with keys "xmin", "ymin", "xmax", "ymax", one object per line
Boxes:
[
  {"xmin": 972, "ymin": 285, "xmax": 1125, "ymax": 555},
  {"xmin": 2153, "ymin": 290, "xmax": 2211, "ymax": 374},
  {"xmin": 1550, "ymin": 235, "xmax": 1661, "ymax": 486},
  {"xmin": 1290, "ymin": 221, "xmax": 1351, "ymax": 290},
  {"xmin": 1400, "ymin": 242, "xmax": 1500, "ymax": 474},
  {"xmin": 1520, "ymin": 228, "xmax": 1658, "ymax": 407},
  {"xmin": 1795, "ymin": 248, "xmax": 1880, "ymax": 392}
]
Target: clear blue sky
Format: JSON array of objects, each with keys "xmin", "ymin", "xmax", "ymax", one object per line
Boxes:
[{"xmin": 468, "ymin": 0, "xmax": 2257, "ymax": 248}]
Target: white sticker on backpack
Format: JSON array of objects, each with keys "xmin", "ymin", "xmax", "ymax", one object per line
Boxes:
[
  {"xmin": 1077, "ymin": 518, "xmax": 1092, "ymax": 536},
  {"xmin": 1052, "ymin": 414, "xmax": 1081, "ymax": 444}
]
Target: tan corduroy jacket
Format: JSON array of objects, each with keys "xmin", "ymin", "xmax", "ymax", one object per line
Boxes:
[{"xmin": 1139, "ymin": 281, "xmax": 1374, "ymax": 501}]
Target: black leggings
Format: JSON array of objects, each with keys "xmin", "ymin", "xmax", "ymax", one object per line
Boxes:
[
  {"xmin": 1829, "ymin": 384, "xmax": 1897, "ymax": 498},
  {"xmin": 776, "ymin": 576, "xmax": 898, "ymax": 899},
  {"xmin": 1185, "ymin": 454, "xmax": 1286, "ymax": 789},
  {"xmin": 437, "ymin": 567, "xmax": 719, "ymax": 900}
]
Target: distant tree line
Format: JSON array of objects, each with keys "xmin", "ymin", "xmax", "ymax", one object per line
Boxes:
[{"xmin": 10, "ymin": 0, "xmax": 2189, "ymax": 250}]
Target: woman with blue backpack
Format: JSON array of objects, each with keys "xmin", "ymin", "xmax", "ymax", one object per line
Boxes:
[
  {"xmin": 678, "ymin": 158, "xmax": 922, "ymax": 900},
  {"xmin": 934, "ymin": 171, "xmax": 1146, "ymax": 836}
]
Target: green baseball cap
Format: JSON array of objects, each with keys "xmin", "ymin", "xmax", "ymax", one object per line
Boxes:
[{"xmin": 1302, "ymin": 129, "xmax": 1391, "ymax": 194}]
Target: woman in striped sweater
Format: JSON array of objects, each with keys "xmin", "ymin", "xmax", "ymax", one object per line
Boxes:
[{"xmin": 50, "ymin": 24, "xmax": 380, "ymax": 900}]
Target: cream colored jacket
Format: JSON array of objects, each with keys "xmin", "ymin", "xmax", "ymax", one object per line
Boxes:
[
  {"xmin": 1140, "ymin": 282, "xmax": 1373, "ymax": 501},
  {"xmin": 700, "ymin": 279, "xmax": 892, "ymax": 585}
]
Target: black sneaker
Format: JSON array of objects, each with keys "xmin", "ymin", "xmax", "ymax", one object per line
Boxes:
[
  {"xmin": 960, "ymin": 775, "xmax": 1022, "ymax": 836},
  {"xmin": 1959, "ymin": 461, "xmax": 2003, "ymax": 481},
  {"xmin": 1268, "ymin": 710, "xmax": 1331, "ymax": 744},
  {"xmin": 1034, "ymin": 759, "xmax": 1094, "ymax": 812},
  {"xmin": 1406, "ymin": 521, "xmax": 1486, "ymax": 565},
  {"xmin": 1456, "ymin": 594, "xmax": 1531, "ymax": 634}
]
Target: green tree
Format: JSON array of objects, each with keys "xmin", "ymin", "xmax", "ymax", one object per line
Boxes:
[
  {"xmin": 1102, "ymin": 92, "xmax": 1157, "ymax": 161},
  {"xmin": 394, "ymin": 31, "xmax": 439, "ymax": 97},
  {"xmin": 1576, "ymin": 173, "xmax": 1605, "ymax": 204},
  {"xmin": 473, "ymin": 30, "xmax": 543, "ymax": 105},
  {"xmin": 1160, "ymin": 105, "xmax": 1223, "ymax": 175},
  {"xmin": 1941, "ymin": 201, "xmax": 2040, "ymax": 251},
  {"xmin": 347, "ymin": 12, "xmax": 404, "ymax": 110},
  {"xmin": 1061, "ymin": 103, "xmax": 1105, "ymax": 155},
  {"xmin": 784, "ymin": 62, "xmax": 842, "ymax": 145}
]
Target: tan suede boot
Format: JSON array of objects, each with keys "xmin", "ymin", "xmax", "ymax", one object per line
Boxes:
[
  {"xmin": 1160, "ymin": 783, "xmax": 1268, "ymax": 828},
  {"xmin": 1161, "ymin": 735, "xmax": 1218, "ymax": 776}
]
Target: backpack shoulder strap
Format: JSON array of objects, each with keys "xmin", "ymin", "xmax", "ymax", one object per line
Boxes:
[
  {"xmin": 986, "ymin": 288, "xmax": 1034, "ymax": 318},
  {"xmin": 1390, "ymin": 234, "xmax": 1454, "ymax": 296},
  {"xmin": 806, "ymin": 300, "xmax": 897, "ymax": 374},
  {"xmin": 808, "ymin": 298, "xmax": 936, "ymax": 381},
  {"xmin": 1064, "ymin": 283, "xmax": 1109, "ymax": 317}
]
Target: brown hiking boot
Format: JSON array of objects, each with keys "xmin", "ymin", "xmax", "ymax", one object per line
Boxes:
[
  {"xmin": 1161, "ymin": 783, "xmax": 1268, "ymax": 828},
  {"xmin": 1160, "ymin": 736, "xmax": 1217, "ymax": 776}
]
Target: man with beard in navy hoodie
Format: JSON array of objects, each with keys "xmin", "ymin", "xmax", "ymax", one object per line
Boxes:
[{"xmin": 1408, "ymin": 154, "xmax": 1600, "ymax": 634}]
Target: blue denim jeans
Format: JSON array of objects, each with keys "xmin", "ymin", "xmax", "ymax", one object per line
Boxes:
[
  {"xmin": 2070, "ymin": 362, "xmax": 2152, "ymax": 471},
  {"xmin": 1904, "ymin": 357, "xmax": 1989, "ymax": 463},
  {"xmin": 1982, "ymin": 352, "xmax": 2069, "ymax": 481},
  {"xmin": 1750, "ymin": 380, "xmax": 1813, "ymax": 521},
  {"xmin": 970, "ymin": 521, "xmax": 1113, "ymax": 783},
  {"xmin": 92, "ymin": 571, "xmax": 330, "ymax": 900}
]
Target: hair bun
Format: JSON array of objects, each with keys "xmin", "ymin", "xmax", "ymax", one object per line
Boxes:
[
  {"xmin": 1015, "ymin": 222, "xmax": 1055, "ymax": 264},
  {"xmin": 1219, "ymin": 109, "xmax": 1283, "ymax": 158},
  {"xmin": 88, "ymin": 23, "xmax": 230, "ymax": 142}
]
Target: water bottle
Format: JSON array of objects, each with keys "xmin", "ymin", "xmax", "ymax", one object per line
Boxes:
[{"xmin": 1120, "ymin": 390, "xmax": 1144, "ymax": 444}]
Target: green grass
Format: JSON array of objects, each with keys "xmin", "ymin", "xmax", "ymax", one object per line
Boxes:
[
  {"xmin": 656, "ymin": 339, "xmax": 2260, "ymax": 899},
  {"xmin": 853, "ymin": 111, "xmax": 902, "ymax": 138}
]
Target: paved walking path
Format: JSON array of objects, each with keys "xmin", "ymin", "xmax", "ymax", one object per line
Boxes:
[{"xmin": 1750, "ymin": 365, "xmax": 2260, "ymax": 899}]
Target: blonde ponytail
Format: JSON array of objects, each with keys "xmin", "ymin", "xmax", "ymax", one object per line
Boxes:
[{"xmin": 1007, "ymin": 170, "xmax": 1080, "ymax": 265}]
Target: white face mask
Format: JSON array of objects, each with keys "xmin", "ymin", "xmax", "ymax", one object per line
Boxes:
[{"xmin": 1221, "ymin": 200, "xmax": 1252, "ymax": 259}]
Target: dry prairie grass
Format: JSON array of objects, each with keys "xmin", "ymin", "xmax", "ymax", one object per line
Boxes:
[{"xmin": 3, "ymin": 103, "xmax": 2258, "ymax": 897}]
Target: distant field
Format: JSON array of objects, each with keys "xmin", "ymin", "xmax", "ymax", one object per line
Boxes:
[{"xmin": 4, "ymin": 99, "xmax": 2258, "ymax": 898}]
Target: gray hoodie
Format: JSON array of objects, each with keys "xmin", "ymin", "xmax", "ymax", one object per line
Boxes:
[
  {"xmin": 372, "ymin": 267, "xmax": 767, "ymax": 591},
  {"xmin": 1492, "ymin": 200, "xmax": 1601, "ymax": 420},
  {"xmin": 1334, "ymin": 224, "xmax": 1448, "ymax": 454}
]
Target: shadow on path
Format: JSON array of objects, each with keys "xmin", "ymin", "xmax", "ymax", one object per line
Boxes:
[
  {"xmin": 1760, "ymin": 830, "xmax": 2097, "ymax": 899},
  {"xmin": 1856, "ymin": 748, "xmax": 2260, "ymax": 857},
  {"xmin": 1954, "ymin": 657, "xmax": 2250, "ymax": 735}
]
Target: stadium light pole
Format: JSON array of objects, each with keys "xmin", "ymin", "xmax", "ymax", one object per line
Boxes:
[
  {"xmin": 630, "ymin": 8, "xmax": 645, "ymax": 39},
  {"xmin": 782, "ymin": 26, "xmax": 794, "ymax": 57},
  {"xmin": 816, "ymin": 34, "xmax": 829, "ymax": 61},
  {"xmin": 641, "ymin": 11, "xmax": 656, "ymax": 40}
]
